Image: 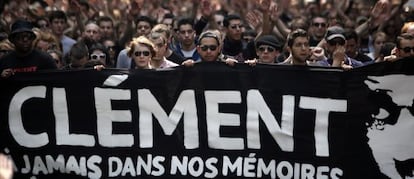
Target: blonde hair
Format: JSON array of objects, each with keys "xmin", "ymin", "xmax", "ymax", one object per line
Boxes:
[
  {"xmin": 33, "ymin": 29, "xmax": 61, "ymax": 51},
  {"xmin": 127, "ymin": 36, "xmax": 156, "ymax": 57}
]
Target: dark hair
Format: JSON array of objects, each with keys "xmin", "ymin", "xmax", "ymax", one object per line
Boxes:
[
  {"xmin": 223, "ymin": 14, "xmax": 241, "ymax": 27},
  {"xmin": 49, "ymin": 10, "xmax": 67, "ymax": 22},
  {"xmin": 69, "ymin": 41, "xmax": 89, "ymax": 63},
  {"xmin": 177, "ymin": 17, "xmax": 194, "ymax": 29},
  {"xmin": 89, "ymin": 43, "xmax": 111, "ymax": 66},
  {"xmin": 344, "ymin": 29, "xmax": 358, "ymax": 41},
  {"xmin": 97, "ymin": 16, "xmax": 114, "ymax": 26},
  {"xmin": 287, "ymin": 29, "xmax": 308, "ymax": 47},
  {"xmin": 135, "ymin": 16, "xmax": 156, "ymax": 28},
  {"xmin": 396, "ymin": 33, "xmax": 414, "ymax": 49}
]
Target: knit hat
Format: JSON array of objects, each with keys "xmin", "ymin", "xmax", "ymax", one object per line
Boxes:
[{"xmin": 255, "ymin": 35, "xmax": 282, "ymax": 50}]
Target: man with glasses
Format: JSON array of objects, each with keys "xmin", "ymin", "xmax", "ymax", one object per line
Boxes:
[
  {"xmin": 324, "ymin": 26, "xmax": 363, "ymax": 69},
  {"xmin": 222, "ymin": 14, "xmax": 245, "ymax": 62},
  {"xmin": 182, "ymin": 31, "xmax": 237, "ymax": 66},
  {"xmin": 1, "ymin": 20, "xmax": 57, "ymax": 78},
  {"xmin": 309, "ymin": 16, "xmax": 328, "ymax": 47},
  {"xmin": 383, "ymin": 33, "xmax": 414, "ymax": 62},
  {"xmin": 254, "ymin": 35, "xmax": 282, "ymax": 64}
]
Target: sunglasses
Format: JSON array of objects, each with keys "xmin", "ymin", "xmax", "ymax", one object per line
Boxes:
[
  {"xmin": 230, "ymin": 24, "xmax": 242, "ymax": 29},
  {"xmin": 134, "ymin": 51, "xmax": 151, "ymax": 57},
  {"xmin": 90, "ymin": 54, "xmax": 106, "ymax": 59},
  {"xmin": 313, "ymin": 22, "xmax": 327, "ymax": 28},
  {"xmin": 258, "ymin": 46, "xmax": 276, "ymax": 52},
  {"xmin": 200, "ymin": 45, "xmax": 218, "ymax": 51},
  {"xmin": 106, "ymin": 46, "xmax": 115, "ymax": 50},
  {"xmin": 328, "ymin": 39, "xmax": 345, "ymax": 46},
  {"xmin": 400, "ymin": 46, "xmax": 414, "ymax": 53}
]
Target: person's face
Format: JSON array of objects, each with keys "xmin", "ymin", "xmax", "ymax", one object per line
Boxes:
[
  {"xmin": 161, "ymin": 18, "xmax": 173, "ymax": 30},
  {"xmin": 83, "ymin": 24, "xmax": 101, "ymax": 41},
  {"xmin": 197, "ymin": 37, "xmax": 220, "ymax": 62},
  {"xmin": 36, "ymin": 40, "xmax": 50, "ymax": 52},
  {"xmin": 136, "ymin": 21, "xmax": 151, "ymax": 37},
  {"xmin": 99, "ymin": 21, "xmax": 114, "ymax": 38},
  {"xmin": 37, "ymin": 19, "xmax": 50, "ymax": 32},
  {"xmin": 48, "ymin": 52, "xmax": 62, "ymax": 69},
  {"xmin": 397, "ymin": 39, "xmax": 414, "ymax": 58},
  {"xmin": 132, "ymin": 44, "xmax": 152, "ymax": 69},
  {"xmin": 326, "ymin": 37, "xmax": 346, "ymax": 55},
  {"xmin": 151, "ymin": 37, "xmax": 167, "ymax": 61},
  {"xmin": 50, "ymin": 18, "xmax": 66, "ymax": 36},
  {"xmin": 214, "ymin": 14, "xmax": 224, "ymax": 31},
  {"xmin": 256, "ymin": 45, "xmax": 280, "ymax": 64},
  {"xmin": 178, "ymin": 24, "xmax": 195, "ymax": 46},
  {"xmin": 12, "ymin": 32, "xmax": 36, "ymax": 53},
  {"xmin": 311, "ymin": 17, "xmax": 328, "ymax": 38},
  {"xmin": 290, "ymin": 36, "xmax": 310, "ymax": 64},
  {"xmin": 103, "ymin": 40, "xmax": 116, "ymax": 59},
  {"xmin": 226, "ymin": 19, "xmax": 242, "ymax": 41},
  {"xmin": 374, "ymin": 36, "xmax": 385, "ymax": 54},
  {"xmin": 346, "ymin": 38, "xmax": 358, "ymax": 57},
  {"xmin": 90, "ymin": 49, "xmax": 106, "ymax": 65}
]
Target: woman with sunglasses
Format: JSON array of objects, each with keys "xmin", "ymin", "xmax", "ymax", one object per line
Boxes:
[{"xmin": 127, "ymin": 36, "xmax": 156, "ymax": 69}]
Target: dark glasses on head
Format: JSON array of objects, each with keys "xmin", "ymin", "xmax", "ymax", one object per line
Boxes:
[
  {"xmin": 328, "ymin": 39, "xmax": 345, "ymax": 46},
  {"xmin": 134, "ymin": 51, "xmax": 150, "ymax": 57},
  {"xmin": 258, "ymin": 46, "xmax": 276, "ymax": 52},
  {"xmin": 200, "ymin": 45, "xmax": 218, "ymax": 51},
  {"xmin": 400, "ymin": 46, "xmax": 414, "ymax": 53},
  {"xmin": 90, "ymin": 54, "xmax": 106, "ymax": 59},
  {"xmin": 313, "ymin": 22, "xmax": 327, "ymax": 28}
]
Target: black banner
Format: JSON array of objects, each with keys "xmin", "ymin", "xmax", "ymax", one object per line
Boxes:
[{"xmin": 1, "ymin": 59, "xmax": 413, "ymax": 179}]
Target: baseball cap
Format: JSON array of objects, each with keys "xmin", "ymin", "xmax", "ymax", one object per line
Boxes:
[{"xmin": 325, "ymin": 26, "xmax": 345, "ymax": 41}]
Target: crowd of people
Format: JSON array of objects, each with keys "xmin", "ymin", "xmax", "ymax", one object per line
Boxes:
[
  {"xmin": 1, "ymin": 0, "xmax": 414, "ymax": 75},
  {"xmin": 0, "ymin": 0, "xmax": 414, "ymax": 177}
]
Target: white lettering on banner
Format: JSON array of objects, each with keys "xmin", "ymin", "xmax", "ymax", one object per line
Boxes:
[
  {"xmin": 9, "ymin": 86, "xmax": 49, "ymax": 148},
  {"xmin": 138, "ymin": 89, "xmax": 199, "ymax": 149},
  {"xmin": 54, "ymin": 88, "xmax": 95, "ymax": 146},
  {"xmin": 95, "ymin": 88, "xmax": 133, "ymax": 147},
  {"xmin": 299, "ymin": 97, "xmax": 347, "ymax": 157},
  {"xmin": 108, "ymin": 155, "xmax": 165, "ymax": 177},
  {"xmin": 247, "ymin": 90, "xmax": 294, "ymax": 151},
  {"xmin": 20, "ymin": 154, "xmax": 102, "ymax": 178},
  {"xmin": 205, "ymin": 91, "xmax": 243, "ymax": 150},
  {"xmin": 8, "ymin": 86, "xmax": 348, "ymax": 156}
]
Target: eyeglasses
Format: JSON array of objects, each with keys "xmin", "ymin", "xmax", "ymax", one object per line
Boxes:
[
  {"xmin": 216, "ymin": 21, "xmax": 223, "ymax": 25},
  {"xmin": 230, "ymin": 24, "xmax": 242, "ymax": 29},
  {"xmin": 90, "ymin": 54, "xmax": 106, "ymax": 59},
  {"xmin": 313, "ymin": 22, "xmax": 327, "ymax": 28},
  {"xmin": 400, "ymin": 46, "xmax": 414, "ymax": 53},
  {"xmin": 200, "ymin": 45, "xmax": 218, "ymax": 51},
  {"xmin": 106, "ymin": 46, "xmax": 115, "ymax": 51},
  {"xmin": 258, "ymin": 46, "xmax": 276, "ymax": 52},
  {"xmin": 134, "ymin": 51, "xmax": 151, "ymax": 57},
  {"xmin": 328, "ymin": 39, "xmax": 345, "ymax": 46}
]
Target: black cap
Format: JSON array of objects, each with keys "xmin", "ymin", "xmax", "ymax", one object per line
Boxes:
[
  {"xmin": 255, "ymin": 35, "xmax": 282, "ymax": 50},
  {"xmin": 9, "ymin": 20, "xmax": 35, "ymax": 39},
  {"xmin": 325, "ymin": 26, "xmax": 345, "ymax": 41}
]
